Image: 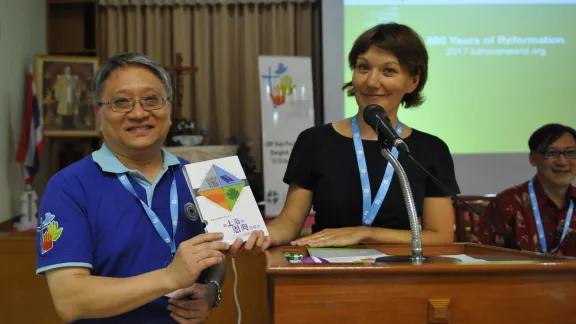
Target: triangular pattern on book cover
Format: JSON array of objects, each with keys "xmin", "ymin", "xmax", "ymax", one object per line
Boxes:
[
  {"xmin": 198, "ymin": 165, "xmax": 245, "ymax": 211},
  {"xmin": 199, "ymin": 187, "xmax": 229, "ymax": 210},
  {"xmin": 198, "ymin": 166, "xmax": 221, "ymax": 192},
  {"xmin": 214, "ymin": 165, "xmax": 244, "ymax": 186}
]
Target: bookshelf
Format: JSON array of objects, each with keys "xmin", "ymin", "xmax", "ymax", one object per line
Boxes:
[
  {"xmin": 47, "ymin": 0, "xmax": 99, "ymax": 57},
  {"xmin": 45, "ymin": 0, "xmax": 101, "ymax": 176}
]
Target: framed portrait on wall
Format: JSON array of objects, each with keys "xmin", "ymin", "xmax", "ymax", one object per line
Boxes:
[{"xmin": 35, "ymin": 55, "xmax": 100, "ymax": 137}]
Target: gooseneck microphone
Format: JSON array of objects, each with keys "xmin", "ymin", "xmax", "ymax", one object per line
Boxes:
[
  {"xmin": 361, "ymin": 104, "xmax": 521, "ymax": 252},
  {"xmin": 363, "ymin": 104, "xmax": 410, "ymax": 153}
]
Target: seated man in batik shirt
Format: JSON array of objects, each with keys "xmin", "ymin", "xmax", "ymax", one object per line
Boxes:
[{"xmin": 471, "ymin": 123, "xmax": 576, "ymax": 257}]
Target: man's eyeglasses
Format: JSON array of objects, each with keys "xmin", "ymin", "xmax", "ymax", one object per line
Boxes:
[
  {"xmin": 541, "ymin": 149, "xmax": 576, "ymax": 160},
  {"xmin": 98, "ymin": 97, "xmax": 169, "ymax": 113}
]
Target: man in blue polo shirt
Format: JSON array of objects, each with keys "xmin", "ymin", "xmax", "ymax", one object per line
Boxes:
[{"xmin": 36, "ymin": 52, "xmax": 241, "ymax": 323}]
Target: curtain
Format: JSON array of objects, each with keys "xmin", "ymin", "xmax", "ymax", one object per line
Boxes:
[{"xmin": 98, "ymin": 0, "xmax": 321, "ymax": 171}]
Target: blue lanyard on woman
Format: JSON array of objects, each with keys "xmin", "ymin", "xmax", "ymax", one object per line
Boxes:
[
  {"xmin": 351, "ymin": 115, "xmax": 403, "ymax": 226},
  {"xmin": 528, "ymin": 179, "xmax": 574, "ymax": 254},
  {"xmin": 117, "ymin": 171, "xmax": 179, "ymax": 256}
]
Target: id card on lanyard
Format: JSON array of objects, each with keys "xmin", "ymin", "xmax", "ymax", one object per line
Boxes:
[
  {"xmin": 117, "ymin": 171, "xmax": 179, "ymax": 256},
  {"xmin": 528, "ymin": 179, "xmax": 574, "ymax": 254},
  {"xmin": 351, "ymin": 115, "xmax": 403, "ymax": 226}
]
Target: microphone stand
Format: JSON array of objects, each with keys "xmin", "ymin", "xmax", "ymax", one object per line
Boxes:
[{"xmin": 373, "ymin": 133, "xmax": 459, "ymax": 264}]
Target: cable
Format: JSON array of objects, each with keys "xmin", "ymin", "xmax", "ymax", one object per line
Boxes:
[
  {"xmin": 231, "ymin": 258, "xmax": 241, "ymax": 324},
  {"xmin": 405, "ymin": 152, "xmax": 521, "ymax": 250}
]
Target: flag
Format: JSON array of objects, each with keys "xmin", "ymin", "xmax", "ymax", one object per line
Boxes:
[{"xmin": 16, "ymin": 72, "xmax": 44, "ymax": 185}]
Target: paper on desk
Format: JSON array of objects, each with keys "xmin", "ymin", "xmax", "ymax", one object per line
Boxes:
[
  {"xmin": 316, "ymin": 254, "xmax": 489, "ymax": 264},
  {"xmin": 304, "ymin": 249, "xmax": 489, "ymax": 264},
  {"xmin": 287, "ymin": 255, "xmax": 386, "ymax": 264},
  {"xmin": 307, "ymin": 248, "xmax": 389, "ymax": 263}
]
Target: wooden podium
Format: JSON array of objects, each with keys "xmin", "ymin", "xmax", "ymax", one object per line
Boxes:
[{"xmin": 266, "ymin": 243, "xmax": 576, "ymax": 324}]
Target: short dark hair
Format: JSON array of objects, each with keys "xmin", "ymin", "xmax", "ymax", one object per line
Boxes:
[
  {"xmin": 92, "ymin": 52, "xmax": 172, "ymax": 107},
  {"xmin": 528, "ymin": 123, "xmax": 576, "ymax": 153},
  {"xmin": 342, "ymin": 23, "xmax": 428, "ymax": 108}
]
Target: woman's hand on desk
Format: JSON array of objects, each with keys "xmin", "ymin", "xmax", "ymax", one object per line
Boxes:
[
  {"xmin": 291, "ymin": 227, "xmax": 369, "ymax": 247},
  {"xmin": 238, "ymin": 230, "xmax": 271, "ymax": 255}
]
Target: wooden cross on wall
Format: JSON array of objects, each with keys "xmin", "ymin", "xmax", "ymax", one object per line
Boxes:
[{"xmin": 164, "ymin": 53, "xmax": 198, "ymax": 120}]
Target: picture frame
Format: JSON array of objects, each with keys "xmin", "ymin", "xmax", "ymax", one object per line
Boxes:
[{"xmin": 35, "ymin": 55, "xmax": 100, "ymax": 137}]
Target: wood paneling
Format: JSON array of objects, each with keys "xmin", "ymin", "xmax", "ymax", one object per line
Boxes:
[
  {"xmin": 0, "ymin": 234, "xmax": 61, "ymax": 324},
  {"xmin": 266, "ymin": 244, "xmax": 576, "ymax": 324},
  {"xmin": 0, "ymin": 233, "xmax": 269, "ymax": 324}
]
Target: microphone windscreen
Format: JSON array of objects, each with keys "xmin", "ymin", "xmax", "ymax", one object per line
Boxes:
[{"xmin": 362, "ymin": 104, "xmax": 385, "ymax": 129}]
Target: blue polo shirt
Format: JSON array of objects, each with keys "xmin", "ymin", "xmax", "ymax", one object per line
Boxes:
[{"xmin": 36, "ymin": 143, "xmax": 205, "ymax": 323}]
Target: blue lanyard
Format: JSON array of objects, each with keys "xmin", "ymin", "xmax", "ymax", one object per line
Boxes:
[
  {"xmin": 528, "ymin": 179, "xmax": 574, "ymax": 254},
  {"xmin": 117, "ymin": 172, "xmax": 179, "ymax": 256},
  {"xmin": 351, "ymin": 115, "xmax": 403, "ymax": 226}
]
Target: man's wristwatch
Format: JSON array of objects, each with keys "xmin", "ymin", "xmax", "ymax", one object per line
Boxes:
[{"xmin": 204, "ymin": 280, "xmax": 222, "ymax": 308}]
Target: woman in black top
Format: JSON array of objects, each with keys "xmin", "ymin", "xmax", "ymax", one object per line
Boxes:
[{"xmin": 245, "ymin": 23, "xmax": 460, "ymax": 251}]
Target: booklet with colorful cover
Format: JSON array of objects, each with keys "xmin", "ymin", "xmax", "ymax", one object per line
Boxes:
[{"xmin": 182, "ymin": 155, "xmax": 269, "ymax": 245}]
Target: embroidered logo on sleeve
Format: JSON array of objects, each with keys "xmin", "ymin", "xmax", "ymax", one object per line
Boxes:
[{"xmin": 38, "ymin": 212, "xmax": 64, "ymax": 255}]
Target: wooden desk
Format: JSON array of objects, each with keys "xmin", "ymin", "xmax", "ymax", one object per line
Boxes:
[
  {"xmin": 0, "ymin": 233, "xmax": 61, "ymax": 324},
  {"xmin": 0, "ymin": 233, "xmax": 268, "ymax": 324},
  {"xmin": 266, "ymin": 244, "xmax": 576, "ymax": 324}
]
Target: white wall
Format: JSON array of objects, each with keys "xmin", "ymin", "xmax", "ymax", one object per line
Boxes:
[
  {"xmin": 321, "ymin": 0, "xmax": 344, "ymax": 125},
  {"xmin": 0, "ymin": 0, "xmax": 47, "ymax": 222}
]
